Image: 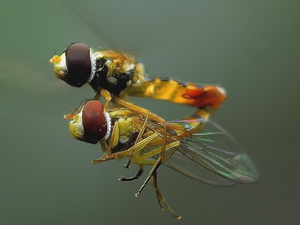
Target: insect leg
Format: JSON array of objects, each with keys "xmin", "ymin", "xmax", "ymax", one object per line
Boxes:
[
  {"xmin": 138, "ymin": 141, "xmax": 180, "ymax": 162},
  {"xmin": 134, "ymin": 141, "xmax": 180, "ymax": 197},
  {"xmin": 92, "ymin": 121, "xmax": 120, "ymax": 163},
  {"xmin": 92, "ymin": 133, "xmax": 159, "ymax": 164},
  {"xmin": 152, "ymin": 171, "xmax": 182, "ymax": 219},
  {"xmin": 92, "ymin": 91, "xmax": 101, "ymax": 100},
  {"xmin": 113, "ymin": 97, "xmax": 168, "ymax": 168},
  {"xmin": 123, "ymin": 159, "xmax": 132, "ymax": 169},
  {"xmin": 113, "ymin": 97, "xmax": 166, "ymax": 126},
  {"xmin": 119, "ymin": 165, "xmax": 144, "ymax": 182},
  {"xmin": 100, "ymin": 89, "xmax": 112, "ymax": 109},
  {"xmin": 135, "ymin": 159, "xmax": 161, "ymax": 197},
  {"xmin": 124, "ymin": 110, "xmax": 150, "ymax": 169},
  {"xmin": 92, "ymin": 89, "xmax": 112, "ymax": 109},
  {"xmin": 104, "ymin": 120, "xmax": 119, "ymax": 154}
]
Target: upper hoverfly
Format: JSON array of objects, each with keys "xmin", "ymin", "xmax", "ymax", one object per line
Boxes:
[
  {"xmin": 49, "ymin": 43, "xmax": 226, "ymax": 110},
  {"xmin": 64, "ymin": 99, "xmax": 258, "ymax": 219}
]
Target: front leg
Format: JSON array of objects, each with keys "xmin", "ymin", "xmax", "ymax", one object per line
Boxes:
[
  {"xmin": 93, "ymin": 89, "xmax": 112, "ymax": 110},
  {"xmin": 100, "ymin": 89, "xmax": 112, "ymax": 109},
  {"xmin": 92, "ymin": 120, "xmax": 120, "ymax": 163},
  {"xmin": 92, "ymin": 133, "xmax": 159, "ymax": 164}
]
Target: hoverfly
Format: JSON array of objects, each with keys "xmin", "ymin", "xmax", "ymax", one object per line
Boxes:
[
  {"xmin": 64, "ymin": 99, "xmax": 258, "ymax": 219},
  {"xmin": 49, "ymin": 43, "xmax": 226, "ymax": 110}
]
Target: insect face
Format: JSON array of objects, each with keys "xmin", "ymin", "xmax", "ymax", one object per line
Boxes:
[
  {"xmin": 50, "ymin": 43, "xmax": 95, "ymax": 87},
  {"xmin": 66, "ymin": 100, "xmax": 110, "ymax": 144}
]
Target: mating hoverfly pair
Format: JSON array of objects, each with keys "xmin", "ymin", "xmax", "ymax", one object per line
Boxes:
[{"xmin": 50, "ymin": 43, "xmax": 258, "ymax": 219}]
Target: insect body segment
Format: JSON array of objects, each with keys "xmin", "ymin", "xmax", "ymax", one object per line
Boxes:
[
  {"xmin": 50, "ymin": 43, "xmax": 226, "ymax": 108},
  {"xmin": 128, "ymin": 78, "xmax": 226, "ymax": 109}
]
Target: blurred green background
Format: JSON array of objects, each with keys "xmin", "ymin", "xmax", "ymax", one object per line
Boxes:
[{"xmin": 1, "ymin": 0, "xmax": 299, "ymax": 224}]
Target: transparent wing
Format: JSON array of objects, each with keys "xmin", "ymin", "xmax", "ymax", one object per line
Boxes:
[{"xmin": 164, "ymin": 119, "xmax": 259, "ymax": 186}]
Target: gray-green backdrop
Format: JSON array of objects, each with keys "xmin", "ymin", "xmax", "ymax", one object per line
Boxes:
[{"xmin": 1, "ymin": 0, "xmax": 299, "ymax": 224}]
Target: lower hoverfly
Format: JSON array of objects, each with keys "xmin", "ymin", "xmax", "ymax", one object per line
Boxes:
[
  {"xmin": 64, "ymin": 100, "xmax": 258, "ymax": 219},
  {"xmin": 50, "ymin": 43, "xmax": 226, "ymax": 110}
]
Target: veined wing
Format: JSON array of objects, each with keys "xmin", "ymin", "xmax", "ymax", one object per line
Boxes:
[{"xmin": 164, "ymin": 119, "xmax": 259, "ymax": 186}]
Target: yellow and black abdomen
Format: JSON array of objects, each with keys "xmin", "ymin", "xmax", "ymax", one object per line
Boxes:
[{"xmin": 128, "ymin": 77, "xmax": 226, "ymax": 109}]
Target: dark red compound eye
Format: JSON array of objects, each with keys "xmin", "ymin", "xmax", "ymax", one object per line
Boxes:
[
  {"xmin": 65, "ymin": 43, "xmax": 92, "ymax": 87},
  {"xmin": 82, "ymin": 100, "xmax": 108, "ymax": 144}
]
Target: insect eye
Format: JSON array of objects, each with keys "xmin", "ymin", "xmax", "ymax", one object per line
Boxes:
[
  {"xmin": 82, "ymin": 100, "xmax": 108, "ymax": 143},
  {"xmin": 64, "ymin": 43, "xmax": 92, "ymax": 87}
]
